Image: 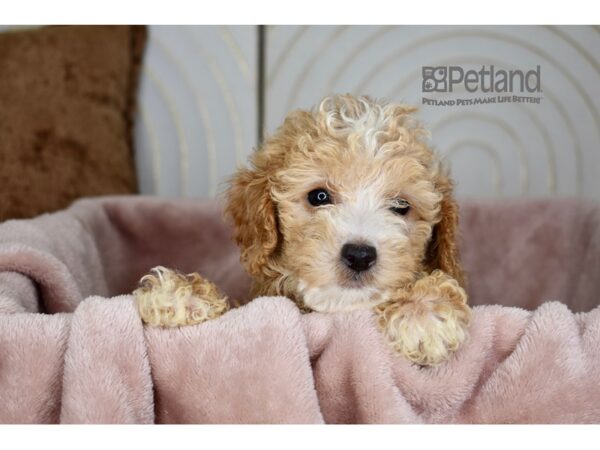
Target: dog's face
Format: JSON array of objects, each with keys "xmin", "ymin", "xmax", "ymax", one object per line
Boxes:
[{"xmin": 226, "ymin": 95, "xmax": 462, "ymax": 312}]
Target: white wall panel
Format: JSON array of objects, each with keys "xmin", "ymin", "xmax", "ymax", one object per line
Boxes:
[
  {"xmin": 266, "ymin": 26, "xmax": 600, "ymax": 199},
  {"xmin": 135, "ymin": 25, "xmax": 257, "ymax": 198}
]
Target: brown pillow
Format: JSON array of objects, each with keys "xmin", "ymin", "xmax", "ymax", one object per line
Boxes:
[{"xmin": 0, "ymin": 25, "xmax": 146, "ymax": 221}]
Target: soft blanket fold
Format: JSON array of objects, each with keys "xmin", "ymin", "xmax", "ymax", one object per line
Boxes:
[{"xmin": 0, "ymin": 196, "xmax": 599, "ymax": 423}]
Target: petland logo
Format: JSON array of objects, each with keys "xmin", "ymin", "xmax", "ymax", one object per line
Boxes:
[{"xmin": 421, "ymin": 65, "xmax": 543, "ymax": 106}]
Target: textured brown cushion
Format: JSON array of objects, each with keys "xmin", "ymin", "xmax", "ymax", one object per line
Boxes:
[{"xmin": 0, "ymin": 25, "xmax": 146, "ymax": 221}]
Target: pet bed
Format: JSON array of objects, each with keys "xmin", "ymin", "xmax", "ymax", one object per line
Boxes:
[{"xmin": 0, "ymin": 196, "xmax": 599, "ymax": 423}]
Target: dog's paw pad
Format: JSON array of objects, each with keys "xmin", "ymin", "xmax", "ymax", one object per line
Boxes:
[{"xmin": 134, "ymin": 266, "xmax": 229, "ymax": 327}]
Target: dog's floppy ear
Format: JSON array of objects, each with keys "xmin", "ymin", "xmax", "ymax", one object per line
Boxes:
[
  {"xmin": 225, "ymin": 165, "xmax": 279, "ymax": 278},
  {"xmin": 425, "ymin": 176, "xmax": 465, "ymax": 286},
  {"xmin": 225, "ymin": 110, "xmax": 317, "ymax": 278}
]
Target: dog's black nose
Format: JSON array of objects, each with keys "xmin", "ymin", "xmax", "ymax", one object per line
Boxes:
[{"xmin": 341, "ymin": 243, "xmax": 377, "ymax": 272}]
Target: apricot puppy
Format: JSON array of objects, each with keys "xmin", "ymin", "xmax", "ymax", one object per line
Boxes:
[{"xmin": 135, "ymin": 94, "xmax": 471, "ymax": 366}]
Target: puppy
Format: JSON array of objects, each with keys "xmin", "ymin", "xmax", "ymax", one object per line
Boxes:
[{"xmin": 135, "ymin": 95, "xmax": 471, "ymax": 366}]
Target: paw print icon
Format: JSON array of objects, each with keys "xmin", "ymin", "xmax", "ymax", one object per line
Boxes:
[{"xmin": 422, "ymin": 67, "xmax": 448, "ymax": 92}]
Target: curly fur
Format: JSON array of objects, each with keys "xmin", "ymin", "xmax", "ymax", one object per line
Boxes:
[
  {"xmin": 135, "ymin": 266, "xmax": 229, "ymax": 327},
  {"xmin": 374, "ymin": 270, "xmax": 470, "ymax": 366},
  {"xmin": 136, "ymin": 94, "xmax": 471, "ymax": 365}
]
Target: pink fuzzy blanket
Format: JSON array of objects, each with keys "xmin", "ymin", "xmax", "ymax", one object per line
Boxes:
[{"xmin": 0, "ymin": 196, "xmax": 599, "ymax": 424}]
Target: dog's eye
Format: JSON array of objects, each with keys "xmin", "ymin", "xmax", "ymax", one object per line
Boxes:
[
  {"xmin": 307, "ymin": 188, "xmax": 332, "ymax": 206},
  {"xmin": 390, "ymin": 198, "xmax": 410, "ymax": 215}
]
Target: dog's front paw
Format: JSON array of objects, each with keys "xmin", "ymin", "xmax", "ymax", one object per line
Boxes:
[
  {"xmin": 134, "ymin": 266, "xmax": 229, "ymax": 327},
  {"xmin": 375, "ymin": 271, "xmax": 471, "ymax": 366}
]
